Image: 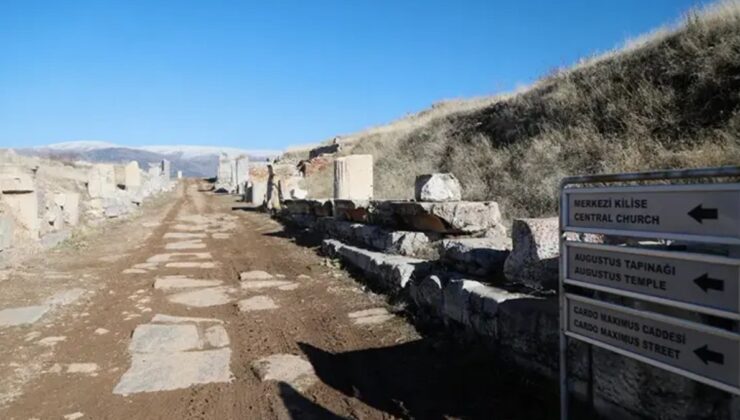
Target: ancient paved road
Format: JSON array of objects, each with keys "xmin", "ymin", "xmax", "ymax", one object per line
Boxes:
[{"xmin": 0, "ymin": 180, "xmax": 554, "ymax": 420}]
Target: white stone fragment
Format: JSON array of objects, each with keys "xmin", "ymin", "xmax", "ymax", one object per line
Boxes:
[
  {"xmin": 240, "ymin": 280, "xmax": 296, "ymax": 290},
  {"xmin": 237, "ymin": 296, "xmax": 278, "ymax": 312},
  {"xmin": 251, "ymin": 354, "xmax": 317, "ymax": 391},
  {"xmin": 239, "ymin": 270, "xmax": 273, "ymax": 281},
  {"xmin": 67, "ymin": 363, "xmax": 99, "ymax": 374},
  {"xmin": 166, "ymin": 287, "xmax": 232, "ymax": 308},
  {"xmin": 204, "ymin": 326, "xmax": 230, "ymax": 348}
]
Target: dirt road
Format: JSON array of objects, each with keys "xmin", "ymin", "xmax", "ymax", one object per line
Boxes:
[{"xmin": 0, "ymin": 180, "xmax": 556, "ymax": 420}]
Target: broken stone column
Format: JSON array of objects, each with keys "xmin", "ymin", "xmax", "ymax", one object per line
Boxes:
[
  {"xmin": 87, "ymin": 164, "xmax": 116, "ymax": 198},
  {"xmin": 333, "ymin": 154, "xmax": 373, "ymax": 200},
  {"xmin": 235, "ymin": 156, "xmax": 249, "ymax": 196},
  {"xmin": 161, "ymin": 160, "xmax": 171, "ymax": 181},
  {"xmin": 0, "ymin": 167, "xmax": 40, "ymax": 239},
  {"xmin": 415, "ymin": 173, "xmax": 462, "ymax": 202},
  {"xmin": 249, "ymin": 180, "xmax": 267, "ymax": 206},
  {"xmin": 54, "ymin": 193, "xmax": 80, "ymax": 226},
  {"xmin": 124, "ymin": 161, "xmax": 142, "ymax": 190}
]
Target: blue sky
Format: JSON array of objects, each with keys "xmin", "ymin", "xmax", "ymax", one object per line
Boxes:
[{"xmin": 0, "ymin": 0, "xmax": 711, "ymax": 150}]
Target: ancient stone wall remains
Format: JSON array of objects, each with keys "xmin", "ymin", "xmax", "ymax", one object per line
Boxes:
[{"xmin": 270, "ymin": 170, "xmax": 734, "ymax": 420}]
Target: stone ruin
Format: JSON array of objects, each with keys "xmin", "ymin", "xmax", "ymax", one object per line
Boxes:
[
  {"xmin": 0, "ymin": 156, "xmax": 176, "ymax": 255},
  {"xmin": 267, "ymin": 162, "xmax": 727, "ymax": 419},
  {"xmin": 215, "ymin": 154, "xmax": 248, "ymax": 194},
  {"xmin": 334, "ymin": 154, "xmax": 373, "ymax": 200}
]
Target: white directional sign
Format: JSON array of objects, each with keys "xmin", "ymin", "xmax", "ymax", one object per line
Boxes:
[
  {"xmin": 566, "ymin": 294, "xmax": 740, "ymax": 392},
  {"xmin": 565, "ymin": 242, "xmax": 740, "ymax": 317},
  {"xmin": 563, "ymin": 184, "xmax": 740, "ymax": 244}
]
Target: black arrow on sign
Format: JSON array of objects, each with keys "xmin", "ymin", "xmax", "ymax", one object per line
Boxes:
[
  {"xmin": 693, "ymin": 273, "xmax": 725, "ymax": 293},
  {"xmin": 694, "ymin": 345, "xmax": 725, "ymax": 365},
  {"xmin": 688, "ymin": 205, "xmax": 718, "ymax": 224}
]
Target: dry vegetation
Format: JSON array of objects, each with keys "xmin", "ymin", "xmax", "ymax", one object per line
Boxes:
[{"xmin": 301, "ymin": 0, "xmax": 740, "ymax": 219}]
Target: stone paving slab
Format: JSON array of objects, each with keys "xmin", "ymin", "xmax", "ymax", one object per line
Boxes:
[
  {"xmin": 0, "ymin": 305, "xmax": 49, "ymax": 327},
  {"xmin": 128, "ymin": 324, "xmax": 202, "ymax": 353},
  {"xmin": 153, "ymin": 276, "xmax": 223, "ymax": 290},
  {"xmin": 166, "ymin": 287, "xmax": 233, "ymax": 308},
  {"xmin": 237, "ymin": 296, "xmax": 278, "ymax": 312},
  {"xmin": 113, "ymin": 348, "xmax": 232, "ymax": 396}
]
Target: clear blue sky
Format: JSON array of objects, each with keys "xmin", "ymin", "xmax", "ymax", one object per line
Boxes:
[{"xmin": 0, "ymin": 0, "xmax": 711, "ymax": 150}]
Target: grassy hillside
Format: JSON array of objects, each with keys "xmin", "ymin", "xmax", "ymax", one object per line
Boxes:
[{"xmin": 301, "ymin": 0, "xmax": 740, "ymax": 219}]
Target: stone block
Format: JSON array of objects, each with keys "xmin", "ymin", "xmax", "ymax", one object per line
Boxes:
[
  {"xmin": 503, "ymin": 217, "xmax": 559, "ymax": 290},
  {"xmin": 0, "ymin": 215, "xmax": 14, "ymax": 250},
  {"xmin": 320, "ymin": 220, "xmax": 437, "ymax": 258},
  {"xmin": 161, "ymin": 159, "xmax": 171, "ymax": 181},
  {"xmin": 333, "ymin": 154, "xmax": 373, "ymax": 200},
  {"xmin": 235, "ymin": 156, "xmax": 249, "ymax": 195},
  {"xmin": 57, "ymin": 193, "xmax": 80, "ymax": 226},
  {"xmin": 322, "ymin": 239, "xmax": 431, "ymax": 292},
  {"xmin": 408, "ymin": 275, "xmax": 444, "ymax": 312},
  {"xmin": 370, "ymin": 200, "xmax": 504, "ymax": 235},
  {"xmin": 2, "ymin": 192, "xmax": 39, "ymax": 238},
  {"xmin": 283, "ymin": 199, "xmax": 333, "ymax": 217},
  {"xmin": 248, "ymin": 180, "xmax": 267, "ymax": 206},
  {"xmin": 497, "ymin": 296, "xmax": 559, "ymax": 374},
  {"xmin": 439, "ymin": 237, "xmax": 511, "ymax": 277},
  {"xmin": 415, "ymin": 173, "xmax": 462, "ymax": 202},
  {"xmin": 124, "ymin": 161, "xmax": 142, "ymax": 189},
  {"xmin": 87, "ymin": 164, "xmax": 116, "ymax": 198},
  {"xmin": 0, "ymin": 170, "xmax": 34, "ymax": 193},
  {"xmin": 334, "ymin": 199, "xmax": 370, "ymax": 222}
]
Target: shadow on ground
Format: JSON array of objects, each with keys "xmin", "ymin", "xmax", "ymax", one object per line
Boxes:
[{"xmin": 293, "ymin": 339, "xmax": 569, "ymax": 420}]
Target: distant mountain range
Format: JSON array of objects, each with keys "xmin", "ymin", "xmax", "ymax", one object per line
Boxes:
[{"xmin": 14, "ymin": 141, "xmax": 280, "ymax": 178}]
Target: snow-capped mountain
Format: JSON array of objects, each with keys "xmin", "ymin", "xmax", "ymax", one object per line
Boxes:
[{"xmin": 18, "ymin": 142, "xmax": 281, "ymax": 178}]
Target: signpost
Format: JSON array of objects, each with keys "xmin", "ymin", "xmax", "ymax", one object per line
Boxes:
[
  {"xmin": 559, "ymin": 167, "xmax": 740, "ymax": 420},
  {"xmin": 563, "ymin": 184, "xmax": 740, "ymax": 244},
  {"xmin": 564, "ymin": 242, "xmax": 740, "ymax": 318},
  {"xmin": 566, "ymin": 294, "xmax": 740, "ymax": 392}
]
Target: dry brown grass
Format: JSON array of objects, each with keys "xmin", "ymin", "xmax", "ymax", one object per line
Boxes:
[{"xmin": 302, "ymin": 0, "xmax": 740, "ymax": 219}]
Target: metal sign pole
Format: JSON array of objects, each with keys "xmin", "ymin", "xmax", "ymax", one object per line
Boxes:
[{"xmin": 559, "ymin": 188, "xmax": 569, "ymax": 419}]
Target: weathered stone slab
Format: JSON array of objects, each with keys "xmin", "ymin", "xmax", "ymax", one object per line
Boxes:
[
  {"xmin": 319, "ymin": 220, "xmax": 438, "ymax": 258},
  {"xmin": 128, "ymin": 324, "xmax": 202, "ymax": 353},
  {"xmin": 113, "ymin": 348, "xmax": 232, "ymax": 395},
  {"xmin": 282, "ymin": 199, "xmax": 333, "ymax": 217},
  {"xmin": 124, "ymin": 161, "xmax": 142, "ymax": 190},
  {"xmin": 369, "ymin": 200, "xmax": 504, "ymax": 235},
  {"xmin": 154, "ymin": 276, "xmax": 223, "ymax": 290},
  {"xmin": 415, "ymin": 173, "xmax": 462, "ymax": 202},
  {"xmin": 166, "ymin": 287, "xmax": 232, "ymax": 307},
  {"xmin": 166, "ymin": 262, "xmax": 217, "ymax": 269},
  {"xmin": 251, "ymin": 354, "xmax": 317, "ymax": 391},
  {"xmin": 240, "ymin": 280, "xmax": 296, "ymax": 290},
  {"xmin": 163, "ymin": 232, "xmax": 207, "ymax": 239},
  {"xmin": 438, "ymin": 237, "xmax": 511, "ymax": 277},
  {"xmin": 322, "ymin": 239, "xmax": 431, "ymax": 292},
  {"xmin": 165, "ymin": 240, "xmax": 206, "ymax": 250},
  {"xmin": 237, "ymin": 296, "xmax": 278, "ymax": 312},
  {"xmin": 0, "ymin": 215, "xmax": 14, "ymax": 250},
  {"xmin": 348, "ymin": 308, "xmax": 394, "ymax": 325},
  {"xmin": 0, "ymin": 305, "xmax": 49, "ymax": 327},
  {"xmin": 333, "ymin": 199, "xmax": 370, "ymax": 222},
  {"xmin": 503, "ymin": 217, "xmax": 559, "ymax": 290},
  {"xmin": 334, "ymin": 154, "xmax": 373, "ymax": 200},
  {"xmin": 2, "ymin": 190, "xmax": 39, "ymax": 237},
  {"xmin": 239, "ymin": 270, "xmax": 273, "ymax": 281},
  {"xmin": 147, "ymin": 252, "xmax": 212, "ymax": 263},
  {"xmin": 0, "ymin": 168, "xmax": 34, "ymax": 193}
]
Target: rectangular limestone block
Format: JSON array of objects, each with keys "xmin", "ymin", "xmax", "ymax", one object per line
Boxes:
[
  {"xmin": 235, "ymin": 156, "xmax": 249, "ymax": 195},
  {"xmin": 0, "ymin": 215, "xmax": 14, "ymax": 250},
  {"xmin": 0, "ymin": 169, "xmax": 35, "ymax": 193},
  {"xmin": 319, "ymin": 220, "xmax": 438, "ymax": 258},
  {"xmin": 55, "ymin": 192, "xmax": 80, "ymax": 226},
  {"xmin": 2, "ymin": 192, "xmax": 39, "ymax": 238},
  {"xmin": 369, "ymin": 200, "xmax": 504, "ymax": 235},
  {"xmin": 439, "ymin": 237, "xmax": 511, "ymax": 278},
  {"xmin": 124, "ymin": 161, "xmax": 142, "ymax": 189},
  {"xmin": 248, "ymin": 180, "xmax": 267, "ymax": 205},
  {"xmin": 88, "ymin": 164, "xmax": 116, "ymax": 198},
  {"xmin": 334, "ymin": 199, "xmax": 370, "ymax": 222},
  {"xmin": 322, "ymin": 239, "xmax": 431, "ymax": 292},
  {"xmin": 333, "ymin": 154, "xmax": 373, "ymax": 200}
]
